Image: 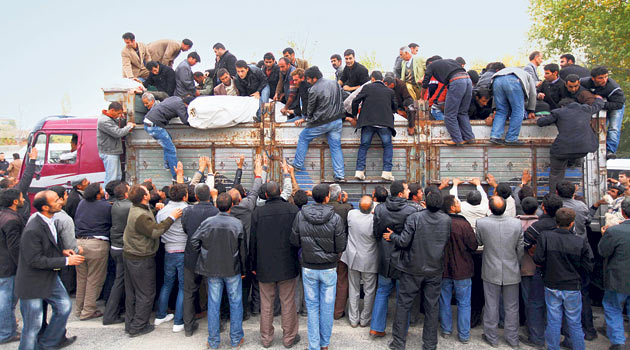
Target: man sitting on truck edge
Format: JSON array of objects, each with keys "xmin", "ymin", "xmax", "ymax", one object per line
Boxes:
[{"xmin": 97, "ymin": 102, "xmax": 135, "ymax": 187}]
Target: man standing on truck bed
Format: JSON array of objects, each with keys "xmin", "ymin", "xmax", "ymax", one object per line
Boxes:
[
  {"xmin": 121, "ymin": 32, "xmax": 152, "ymax": 80},
  {"xmin": 97, "ymin": 102, "xmax": 135, "ymax": 187}
]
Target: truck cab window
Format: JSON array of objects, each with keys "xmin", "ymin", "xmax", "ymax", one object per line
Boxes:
[
  {"xmin": 32, "ymin": 133, "xmax": 47, "ymax": 167},
  {"xmin": 48, "ymin": 134, "xmax": 78, "ymax": 164}
]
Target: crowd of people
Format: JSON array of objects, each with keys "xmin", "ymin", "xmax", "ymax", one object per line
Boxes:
[{"xmin": 1, "ymin": 143, "xmax": 630, "ymax": 350}]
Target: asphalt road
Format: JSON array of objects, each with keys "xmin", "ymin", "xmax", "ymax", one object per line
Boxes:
[{"xmin": 4, "ymin": 298, "xmax": 625, "ymax": 350}]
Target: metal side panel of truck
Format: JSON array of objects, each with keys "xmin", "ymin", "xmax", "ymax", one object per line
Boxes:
[{"xmin": 101, "ymin": 88, "xmax": 608, "ymax": 208}]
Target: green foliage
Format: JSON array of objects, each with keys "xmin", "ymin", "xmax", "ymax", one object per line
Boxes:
[{"xmin": 357, "ymin": 51, "xmax": 384, "ymax": 73}]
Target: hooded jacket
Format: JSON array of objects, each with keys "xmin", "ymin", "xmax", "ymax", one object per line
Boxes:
[{"xmin": 290, "ymin": 203, "xmax": 346, "ymax": 270}]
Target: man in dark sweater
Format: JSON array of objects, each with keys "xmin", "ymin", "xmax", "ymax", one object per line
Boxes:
[
  {"xmin": 536, "ymin": 63, "xmax": 566, "ymax": 111},
  {"xmin": 580, "ymin": 66, "xmax": 626, "ymax": 159},
  {"xmin": 74, "ymin": 183, "xmax": 112, "ymax": 320},
  {"xmin": 338, "ymin": 49, "xmax": 369, "ymax": 93},
  {"xmin": 143, "ymin": 61, "xmax": 176, "ymax": 99},
  {"xmin": 351, "ymin": 71, "xmax": 398, "ymax": 181},
  {"xmin": 533, "ymin": 208, "xmax": 593, "ymax": 350},
  {"xmin": 559, "ymin": 54, "xmax": 590, "ymax": 80},
  {"xmin": 327, "ymin": 184, "xmax": 353, "ymax": 321},
  {"xmin": 439, "ymin": 195, "xmax": 478, "ymax": 344},
  {"xmin": 181, "ymin": 184, "xmax": 219, "ymax": 336},
  {"xmin": 64, "ymin": 178, "xmax": 88, "ymax": 219},
  {"xmin": 421, "ymin": 59, "xmax": 474, "ymax": 145}
]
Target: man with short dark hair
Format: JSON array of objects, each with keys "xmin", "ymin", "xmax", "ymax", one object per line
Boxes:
[
  {"xmin": 144, "ymin": 61, "xmax": 176, "ymax": 98},
  {"xmin": 73, "ymin": 183, "xmax": 112, "ymax": 321},
  {"xmin": 384, "ymin": 73, "xmax": 417, "ymax": 135},
  {"xmin": 291, "ymin": 183, "xmax": 346, "ymax": 350},
  {"xmin": 147, "ymin": 39, "xmax": 193, "ymax": 67},
  {"xmin": 468, "ymin": 87, "xmax": 492, "ymax": 120},
  {"xmin": 556, "ymin": 180, "xmax": 590, "ymax": 239},
  {"xmin": 282, "ymin": 47, "xmax": 308, "ymax": 70},
  {"xmin": 384, "ymin": 191, "xmax": 451, "ymax": 350},
  {"xmin": 563, "ymin": 74, "xmax": 596, "ymax": 104},
  {"xmin": 191, "ymin": 192, "xmax": 246, "ymax": 349},
  {"xmin": 181, "ymin": 183, "xmax": 218, "ymax": 336},
  {"xmin": 280, "ymin": 68, "xmax": 311, "ymax": 119},
  {"xmin": 0, "ymin": 149, "xmax": 36, "ymax": 223},
  {"xmin": 97, "ymin": 102, "xmax": 135, "ymax": 187},
  {"xmin": 449, "ymin": 177, "xmax": 488, "ymax": 231},
  {"xmin": 292, "ymin": 66, "xmax": 346, "ymax": 181},
  {"xmin": 262, "ymin": 52, "xmax": 280, "ymax": 98},
  {"xmin": 581, "ymin": 66, "xmax": 626, "ymax": 159},
  {"xmin": 234, "ymin": 60, "xmax": 269, "ymax": 120},
  {"xmin": 174, "ymin": 52, "xmax": 200, "ymax": 98},
  {"xmin": 193, "ymin": 71, "xmax": 213, "ymax": 96},
  {"xmin": 274, "ymin": 57, "xmax": 296, "ymax": 103},
  {"xmin": 212, "ymin": 43, "xmax": 237, "ymax": 85},
  {"xmin": 534, "ymin": 208, "xmax": 593, "ymax": 350},
  {"xmin": 598, "ymin": 198, "xmax": 630, "ymax": 350},
  {"xmin": 351, "ymin": 71, "xmax": 397, "ymax": 181},
  {"xmin": 536, "ymin": 63, "xmax": 566, "ymax": 111},
  {"xmin": 250, "ymin": 181, "xmax": 300, "ymax": 348},
  {"xmin": 327, "ymin": 184, "xmax": 353, "ymax": 321},
  {"xmin": 476, "ymin": 196, "xmax": 524, "ymax": 348},
  {"xmin": 559, "ymin": 54, "xmax": 590, "ymax": 80},
  {"xmin": 524, "ymin": 51, "xmax": 542, "ymax": 83},
  {"xmin": 0, "ymin": 188, "xmax": 25, "ymax": 344},
  {"xmin": 338, "ymin": 49, "xmax": 369, "ymax": 93},
  {"xmin": 124, "ymin": 185, "xmax": 182, "ymax": 337},
  {"xmin": 330, "ymin": 54, "xmax": 344, "ymax": 82},
  {"xmin": 16, "ymin": 191, "xmax": 85, "ymax": 349},
  {"xmin": 213, "ymin": 68, "xmax": 239, "ymax": 96},
  {"xmin": 537, "ymin": 97, "xmax": 605, "ymax": 192},
  {"xmin": 121, "ymin": 32, "xmax": 152, "ymax": 79}
]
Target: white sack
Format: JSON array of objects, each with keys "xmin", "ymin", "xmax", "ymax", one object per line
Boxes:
[{"xmin": 187, "ymin": 96, "xmax": 259, "ymax": 129}]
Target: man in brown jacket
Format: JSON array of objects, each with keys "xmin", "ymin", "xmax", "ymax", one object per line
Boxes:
[
  {"xmin": 121, "ymin": 32, "xmax": 152, "ymax": 80},
  {"xmin": 147, "ymin": 39, "xmax": 193, "ymax": 67},
  {"xmin": 439, "ymin": 194, "xmax": 478, "ymax": 344},
  {"xmin": 123, "ymin": 184, "xmax": 182, "ymax": 337},
  {"xmin": 283, "ymin": 47, "xmax": 309, "ymax": 70}
]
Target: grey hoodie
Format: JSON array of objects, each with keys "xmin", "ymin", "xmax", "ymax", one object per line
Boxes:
[{"xmin": 156, "ymin": 200, "xmax": 189, "ymax": 252}]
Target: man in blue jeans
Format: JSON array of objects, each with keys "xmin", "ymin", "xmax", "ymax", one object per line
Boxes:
[
  {"xmin": 598, "ymin": 198, "xmax": 630, "ymax": 350},
  {"xmin": 143, "ymin": 94, "xmax": 194, "ymax": 181},
  {"xmin": 191, "ymin": 192, "xmax": 246, "ymax": 349},
  {"xmin": 97, "ymin": 102, "xmax": 135, "ymax": 187},
  {"xmin": 533, "ymin": 208, "xmax": 593, "ymax": 350},
  {"xmin": 155, "ymin": 184, "xmax": 190, "ymax": 333},
  {"xmin": 291, "ymin": 66, "xmax": 346, "ymax": 181},
  {"xmin": 291, "ymin": 184, "xmax": 346, "ymax": 350},
  {"xmin": 350, "ymin": 70, "xmax": 397, "ymax": 181},
  {"xmin": 489, "ymin": 67, "xmax": 537, "ymax": 145},
  {"xmin": 580, "ymin": 66, "xmax": 626, "ymax": 159}
]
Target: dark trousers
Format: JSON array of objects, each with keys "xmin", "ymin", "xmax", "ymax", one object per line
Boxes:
[
  {"xmin": 549, "ymin": 154, "xmax": 585, "ymax": 194},
  {"xmin": 524, "ymin": 268, "xmax": 546, "ymax": 346},
  {"xmin": 183, "ymin": 267, "xmax": 203, "ymax": 332},
  {"xmin": 242, "ymin": 270, "xmax": 260, "ymax": 314},
  {"xmin": 391, "ymin": 273, "xmax": 442, "ymax": 350},
  {"xmin": 103, "ymin": 248, "xmax": 125, "ymax": 324},
  {"xmin": 444, "ymin": 77, "xmax": 474, "ymax": 143},
  {"xmin": 59, "ymin": 266, "xmax": 76, "ymax": 295},
  {"xmin": 124, "ymin": 257, "xmax": 156, "ymax": 334},
  {"xmin": 334, "ymin": 260, "xmax": 349, "ymax": 319}
]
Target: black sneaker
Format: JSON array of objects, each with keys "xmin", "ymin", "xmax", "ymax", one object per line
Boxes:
[
  {"xmin": 559, "ymin": 337, "xmax": 571, "ymax": 349},
  {"xmin": 185, "ymin": 322, "xmax": 199, "ymax": 337},
  {"xmin": 286, "ymin": 159, "xmax": 305, "ymax": 172},
  {"xmin": 129, "ymin": 324, "xmax": 155, "ymax": 337},
  {"xmin": 607, "ymin": 152, "xmax": 617, "ymax": 160},
  {"xmin": 584, "ymin": 331, "xmax": 598, "ymax": 341},
  {"xmin": 333, "ymin": 177, "xmax": 345, "ymax": 183},
  {"xmin": 284, "ymin": 334, "xmax": 301, "ymax": 349},
  {"xmin": 56, "ymin": 335, "xmax": 77, "ymax": 349},
  {"xmin": 489, "ymin": 138, "xmax": 504, "ymax": 145},
  {"xmin": 482, "ymin": 334, "xmax": 499, "ymax": 348}
]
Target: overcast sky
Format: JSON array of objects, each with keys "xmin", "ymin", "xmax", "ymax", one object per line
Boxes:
[{"xmin": 1, "ymin": 0, "xmax": 533, "ymax": 130}]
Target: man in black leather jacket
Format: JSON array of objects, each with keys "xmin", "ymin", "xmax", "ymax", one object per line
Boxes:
[{"xmin": 385, "ymin": 191, "xmax": 451, "ymax": 350}]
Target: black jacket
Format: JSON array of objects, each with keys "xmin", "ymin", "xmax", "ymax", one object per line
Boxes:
[
  {"xmin": 0, "ymin": 208, "xmax": 24, "ymax": 277},
  {"xmin": 110, "ymin": 198, "xmax": 131, "ymax": 249},
  {"xmin": 292, "ymin": 81, "xmax": 311, "ymax": 116},
  {"xmin": 181, "ymin": 201, "xmax": 219, "ymax": 271},
  {"xmin": 422, "ymin": 59, "xmax": 466, "ymax": 88},
  {"xmin": 339, "ymin": 62, "xmax": 369, "ymax": 88},
  {"xmin": 373, "ymin": 196, "xmax": 420, "ymax": 278},
  {"xmin": 290, "ymin": 203, "xmax": 346, "ymax": 270},
  {"xmin": 580, "ymin": 76, "xmax": 626, "ymax": 110},
  {"xmin": 306, "ymin": 78, "xmax": 345, "ymax": 127},
  {"xmin": 250, "ymin": 197, "xmax": 299, "ymax": 282},
  {"xmin": 537, "ymin": 98, "xmax": 604, "ymax": 157},
  {"xmin": 524, "ymin": 214, "xmax": 555, "ymax": 249},
  {"xmin": 390, "ymin": 209, "xmax": 451, "ymax": 276},
  {"xmin": 443, "ymin": 213, "xmax": 478, "ymax": 280},
  {"xmin": 190, "ymin": 212, "xmax": 246, "ymax": 277},
  {"xmin": 598, "ymin": 220, "xmax": 630, "ymax": 294},
  {"xmin": 17, "ymin": 159, "xmax": 36, "ymax": 222},
  {"xmin": 64, "ymin": 188, "xmax": 83, "ymax": 219},
  {"xmin": 15, "ymin": 214, "xmax": 67, "ymax": 299},
  {"xmin": 468, "ymin": 91, "xmax": 492, "ymax": 120},
  {"xmin": 145, "ymin": 96, "xmax": 190, "ymax": 127},
  {"xmin": 537, "ymin": 77, "xmax": 566, "ymax": 110},
  {"xmin": 533, "ymin": 227, "xmax": 593, "ymax": 290},
  {"xmin": 235, "ymin": 65, "xmax": 268, "ymax": 96},
  {"xmin": 351, "ymin": 81, "xmax": 398, "ymax": 136},
  {"xmin": 144, "ymin": 63, "xmax": 176, "ymax": 96},
  {"xmin": 263, "ymin": 64, "xmax": 280, "ymax": 97},
  {"xmin": 74, "ymin": 199, "xmax": 112, "ymax": 238},
  {"xmin": 214, "ymin": 51, "xmax": 237, "ymax": 84},
  {"xmin": 559, "ymin": 64, "xmax": 591, "ymax": 80}
]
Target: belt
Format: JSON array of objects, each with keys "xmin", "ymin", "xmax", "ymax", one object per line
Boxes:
[
  {"xmin": 78, "ymin": 236, "xmax": 108, "ymax": 241},
  {"xmin": 449, "ymin": 73, "xmax": 469, "ymax": 83},
  {"xmin": 144, "ymin": 119, "xmax": 154, "ymax": 126}
]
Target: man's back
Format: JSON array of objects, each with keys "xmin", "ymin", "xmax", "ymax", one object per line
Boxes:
[
  {"xmin": 174, "ymin": 60, "xmax": 194, "ymax": 97},
  {"xmin": 534, "ymin": 228, "xmax": 592, "ymax": 290},
  {"xmin": 559, "ymin": 64, "xmax": 590, "ymax": 80},
  {"xmin": 598, "ymin": 220, "xmax": 630, "ymax": 294},
  {"xmin": 476, "ymin": 215, "xmax": 524, "ymax": 285},
  {"xmin": 145, "ymin": 96, "xmax": 188, "ymax": 127},
  {"xmin": 156, "ymin": 200, "xmax": 189, "ymax": 252},
  {"xmin": 342, "ymin": 209, "xmax": 377, "ymax": 273},
  {"xmin": 0, "ymin": 208, "xmax": 24, "ymax": 278},
  {"xmin": 192, "ymin": 212, "xmax": 245, "ymax": 278},
  {"xmin": 182, "ymin": 201, "xmax": 219, "ymax": 271},
  {"xmin": 307, "ymin": 78, "xmax": 344, "ymax": 127},
  {"xmin": 110, "ymin": 198, "xmax": 131, "ymax": 249},
  {"xmin": 561, "ymin": 197, "xmax": 589, "ymax": 239},
  {"xmin": 352, "ymin": 81, "xmax": 397, "ymax": 131}
]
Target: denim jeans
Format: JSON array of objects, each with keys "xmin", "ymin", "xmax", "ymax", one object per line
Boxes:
[
  {"xmin": 430, "ymin": 107, "xmax": 445, "ymax": 121},
  {"xmin": 439, "ymin": 278, "xmax": 472, "ymax": 341},
  {"xmin": 99, "ymin": 153, "xmax": 122, "ymax": 187},
  {"xmin": 0, "ymin": 276, "xmax": 17, "ymax": 342},
  {"xmin": 293, "ymin": 118, "xmax": 344, "ymax": 179},
  {"xmin": 444, "ymin": 77, "xmax": 474, "ymax": 143},
  {"xmin": 491, "ymin": 75, "xmax": 525, "ymax": 142},
  {"xmin": 370, "ymin": 274, "xmax": 396, "ymax": 333},
  {"xmin": 602, "ymin": 289, "xmax": 630, "ymax": 345},
  {"xmin": 156, "ymin": 252, "xmax": 184, "ymax": 325},
  {"xmin": 207, "ymin": 274, "xmax": 243, "ymax": 349},
  {"xmin": 606, "ymin": 105, "xmax": 625, "ymax": 153},
  {"xmin": 544, "ymin": 288, "xmax": 584, "ymax": 350},
  {"xmin": 144, "ymin": 124, "xmax": 178, "ymax": 178},
  {"xmin": 302, "ymin": 267, "xmax": 337, "ymax": 350},
  {"xmin": 356, "ymin": 126, "xmax": 393, "ymax": 172},
  {"xmin": 522, "ymin": 268, "xmax": 546, "ymax": 345},
  {"xmin": 257, "ymin": 85, "xmax": 270, "ymax": 118},
  {"xmin": 19, "ymin": 276, "xmax": 72, "ymax": 350}
]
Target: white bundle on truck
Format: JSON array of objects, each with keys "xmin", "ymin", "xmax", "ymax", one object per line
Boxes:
[{"xmin": 187, "ymin": 95, "xmax": 259, "ymax": 129}]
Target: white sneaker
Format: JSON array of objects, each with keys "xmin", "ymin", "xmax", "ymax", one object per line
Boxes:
[
  {"xmin": 381, "ymin": 171, "xmax": 395, "ymax": 181},
  {"xmin": 154, "ymin": 313, "xmax": 174, "ymax": 326},
  {"xmin": 172, "ymin": 324, "xmax": 184, "ymax": 333},
  {"xmin": 354, "ymin": 170, "xmax": 366, "ymax": 180}
]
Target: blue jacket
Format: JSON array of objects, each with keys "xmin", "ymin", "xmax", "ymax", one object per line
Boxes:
[{"xmin": 74, "ymin": 199, "xmax": 112, "ymax": 238}]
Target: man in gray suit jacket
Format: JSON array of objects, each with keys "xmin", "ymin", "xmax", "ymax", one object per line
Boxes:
[{"xmin": 476, "ymin": 196, "xmax": 524, "ymax": 348}]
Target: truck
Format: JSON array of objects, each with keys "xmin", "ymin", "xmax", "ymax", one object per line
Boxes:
[{"xmin": 20, "ymin": 87, "xmax": 609, "ymax": 211}]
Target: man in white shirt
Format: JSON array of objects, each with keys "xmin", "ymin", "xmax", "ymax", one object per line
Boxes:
[{"xmin": 449, "ymin": 177, "xmax": 489, "ymax": 231}]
